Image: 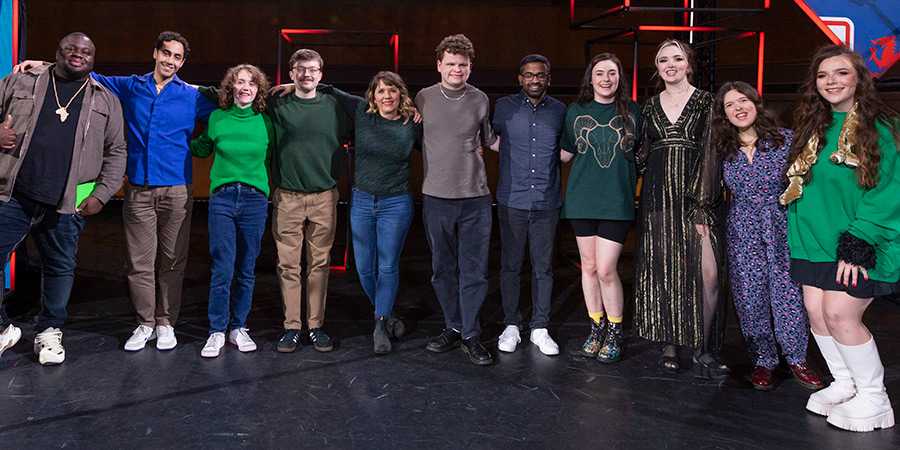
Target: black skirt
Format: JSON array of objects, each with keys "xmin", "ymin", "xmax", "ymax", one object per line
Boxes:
[{"xmin": 790, "ymin": 259, "xmax": 899, "ymax": 299}]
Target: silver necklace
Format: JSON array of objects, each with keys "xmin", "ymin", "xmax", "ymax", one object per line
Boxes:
[{"xmin": 439, "ymin": 84, "xmax": 467, "ymax": 101}]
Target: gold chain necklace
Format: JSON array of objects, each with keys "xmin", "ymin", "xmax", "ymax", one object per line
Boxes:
[
  {"xmin": 664, "ymin": 87, "xmax": 690, "ymax": 108},
  {"xmin": 51, "ymin": 71, "xmax": 90, "ymax": 122}
]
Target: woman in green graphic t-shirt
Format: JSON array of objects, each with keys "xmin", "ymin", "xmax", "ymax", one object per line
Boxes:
[{"xmin": 560, "ymin": 53, "xmax": 641, "ymax": 364}]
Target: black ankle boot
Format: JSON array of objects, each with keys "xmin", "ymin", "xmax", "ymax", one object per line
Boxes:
[
  {"xmin": 387, "ymin": 315, "xmax": 405, "ymax": 339},
  {"xmin": 373, "ymin": 316, "xmax": 391, "ymax": 355}
]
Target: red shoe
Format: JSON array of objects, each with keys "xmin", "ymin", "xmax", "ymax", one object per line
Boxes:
[
  {"xmin": 751, "ymin": 366, "xmax": 774, "ymax": 391},
  {"xmin": 790, "ymin": 363, "xmax": 824, "ymax": 390}
]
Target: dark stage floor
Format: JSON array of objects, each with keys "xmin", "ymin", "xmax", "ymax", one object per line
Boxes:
[{"xmin": 1, "ymin": 201, "xmax": 899, "ymax": 448}]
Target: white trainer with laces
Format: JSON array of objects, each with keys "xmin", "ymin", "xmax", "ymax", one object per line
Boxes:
[
  {"xmin": 34, "ymin": 327, "xmax": 65, "ymax": 365},
  {"xmin": 530, "ymin": 328, "xmax": 560, "ymax": 356},
  {"xmin": 497, "ymin": 325, "xmax": 521, "ymax": 353},
  {"xmin": 124, "ymin": 325, "xmax": 156, "ymax": 352},
  {"xmin": 156, "ymin": 325, "xmax": 177, "ymax": 350},
  {"xmin": 229, "ymin": 328, "xmax": 257, "ymax": 352},
  {"xmin": 0, "ymin": 324, "xmax": 22, "ymax": 357},
  {"xmin": 201, "ymin": 332, "xmax": 225, "ymax": 358}
]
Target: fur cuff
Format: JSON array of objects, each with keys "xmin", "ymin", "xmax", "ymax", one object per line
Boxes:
[{"xmin": 836, "ymin": 232, "xmax": 876, "ymax": 269}]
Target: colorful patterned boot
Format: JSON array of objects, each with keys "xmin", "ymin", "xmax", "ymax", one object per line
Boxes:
[
  {"xmin": 597, "ymin": 321, "xmax": 623, "ymax": 363},
  {"xmin": 579, "ymin": 318, "xmax": 606, "ymax": 357}
]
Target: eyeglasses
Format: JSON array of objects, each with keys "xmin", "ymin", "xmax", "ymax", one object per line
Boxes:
[
  {"xmin": 521, "ymin": 72, "xmax": 549, "ymax": 81},
  {"xmin": 293, "ymin": 67, "xmax": 321, "ymax": 75}
]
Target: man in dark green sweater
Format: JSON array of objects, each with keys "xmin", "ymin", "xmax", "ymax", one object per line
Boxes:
[{"xmin": 269, "ymin": 49, "xmax": 352, "ymax": 353}]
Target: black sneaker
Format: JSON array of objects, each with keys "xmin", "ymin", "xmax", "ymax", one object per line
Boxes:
[
  {"xmin": 426, "ymin": 328, "xmax": 461, "ymax": 353},
  {"xmin": 277, "ymin": 329, "xmax": 301, "ymax": 353},
  {"xmin": 309, "ymin": 327, "xmax": 333, "ymax": 352},
  {"xmin": 461, "ymin": 336, "xmax": 493, "ymax": 365}
]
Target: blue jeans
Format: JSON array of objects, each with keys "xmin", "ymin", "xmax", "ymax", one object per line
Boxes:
[
  {"xmin": 207, "ymin": 183, "xmax": 269, "ymax": 334},
  {"xmin": 423, "ymin": 194, "xmax": 492, "ymax": 339},
  {"xmin": 0, "ymin": 194, "xmax": 84, "ymax": 331},
  {"xmin": 351, "ymin": 189, "xmax": 413, "ymax": 318},
  {"xmin": 498, "ymin": 205, "xmax": 559, "ymax": 329}
]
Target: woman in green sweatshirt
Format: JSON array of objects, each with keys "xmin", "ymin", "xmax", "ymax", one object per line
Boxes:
[
  {"xmin": 784, "ymin": 45, "xmax": 900, "ymax": 432},
  {"xmin": 191, "ymin": 64, "xmax": 274, "ymax": 358}
]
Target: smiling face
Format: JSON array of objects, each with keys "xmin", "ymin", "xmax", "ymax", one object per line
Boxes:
[
  {"xmin": 591, "ymin": 59, "xmax": 619, "ymax": 103},
  {"xmin": 374, "ymin": 80, "xmax": 401, "ymax": 119},
  {"xmin": 656, "ymin": 44, "xmax": 689, "ymax": 86},
  {"xmin": 518, "ymin": 62, "xmax": 550, "ymax": 102},
  {"xmin": 722, "ymin": 89, "xmax": 758, "ymax": 132},
  {"xmin": 152, "ymin": 40, "xmax": 185, "ymax": 82},
  {"xmin": 816, "ymin": 55, "xmax": 859, "ymax": 112},
  {"xmin": 232, "ymin": 69, "xmax": 258, "ymax": 108},
  {"xmin": 290, "ymin": 59, "xmax": 322, "ymax": 95},
  {"xmin": 437, "ymin": 52, "xmax": 471, "ymax": 90},
  {"xmin": 55, "ymin": 34, "xmax": 95, "ymax": 80}
]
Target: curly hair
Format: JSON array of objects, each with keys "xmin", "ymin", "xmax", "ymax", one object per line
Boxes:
[
  {"xmin": 652, "ymin": 38, "xmax": 695, "ymax": 88},
  {"xmin": 790, "ymin": 44, "xmax": 900, "ymax": 189},
  {"xmin": 217, "ymin": 64, "xmax": 270, "ymax": 114},
  {"xmin": 156, "ymin": 31, "xmax": 190, "ymax": 56},
  {"xmin": 435, "ymin": 34, "xmax": 474, "ymax": 61},
  {"xmin": 364, "ymin": 71, "xmax": 414, "ymax": 124},
  {"xmin": 710, "ymin": 81, "xmax": 784, "ymax": 161},
  {"xmin": 576, "ymin": 53, "xmax": 635, "ymax": 143}
]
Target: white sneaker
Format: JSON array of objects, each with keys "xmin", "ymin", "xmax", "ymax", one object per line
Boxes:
[
  {"xmin": 156, "ymin": 325, "xmax": 177, "ymax": 350},
  {"xmin": 0, "ymin": 324, "xmax": 22, "ymax": 357},
  {"xmin": 34, "ymin": 327, "xmax": 65, "ymax": 365},
  {"xmin": 229, "ymin": 328, "xmax": 257, "ymax": 352},
  {"xmin": 497, "ymin": 325, "xmax": 521, "ymax": 353},
  {"xmin": 201, "ymin": 332, "xmax": 225, "ymax": 358},
  {"xmin": 124, "ymin": 325, "xmax": 156, "ymax": 352},
  {"xmin": 530, "ymin": 328, "xmax": 560, "ymax": 356}
]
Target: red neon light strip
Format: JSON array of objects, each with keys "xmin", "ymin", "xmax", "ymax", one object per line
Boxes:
[
  {"xmin": 329, "ymin": 247, "xmax": 348, "ymax": 272},
  {"xmin": 765, "ymin": 0, "xmax": 770, "ymax": 8},
  {"xmin": 632, "ymin": 68, "xmax": 638, "ymax": 102},
  {"xmin": 11, "ymin": 0, "xmax": 18, "ymax": 65},
  {"xmin": 683, "ymin": 0, "xmax": 689, "ymax": 28},
  {"xmin": 281, "ymin": 29, "xmax": 335, "ymax": 43},
  {"xmin": 392, "ymin": 34, "xmax": 399, "ymax": 73},
  {"xmin": 757, "ymin": 32, "xmax": 765, "ymax": 95},
  {"xmin": 792, "ymin": 1, "xmax": 842, "ymax": 45},
  {"xmin": 638, "ymin": 26, "xmax": 724, "ymax": 32},
  {"xmin": 570, "ymin": 0, "xmax": 575, "ymax": 23}
]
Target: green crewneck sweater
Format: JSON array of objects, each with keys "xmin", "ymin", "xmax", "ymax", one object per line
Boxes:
[
  {"xmin": 788, "ymin": 110, "xmax": 900, "ymax": 282},
  {"xmin": 267, "ymin": 92, "xmax": 352, "ymax": 193},
  {"xmin": 191, "ymin": 104, "xmax": 275, "ymax": 196}
]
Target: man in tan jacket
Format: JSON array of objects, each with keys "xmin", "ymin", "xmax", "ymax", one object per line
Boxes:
[{"xmin": 0, "ymin": 32, "xmax": 127, "ymax": 365}]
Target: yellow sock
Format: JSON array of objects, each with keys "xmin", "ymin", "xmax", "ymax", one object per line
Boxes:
[
  {"xmin": 588, "ymin": 312, "xmax": 604, "ymax": 324},
  {"xmin": 607, "ymin": 316, "xmax": 623, "ymax": 324}
]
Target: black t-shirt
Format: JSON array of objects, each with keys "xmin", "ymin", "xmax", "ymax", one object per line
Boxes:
[{"xmin": 14, "ymin": 74, "xmax": 87, "ymax": 206}]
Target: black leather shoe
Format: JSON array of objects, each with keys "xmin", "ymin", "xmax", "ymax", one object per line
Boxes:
[
  {"xmin": 426, "ymin": 329, "xmax": 461, "ymax": 353},
  {"xmin": 461, "ymin": 336, "xmax": 493, "ymax": 365}
]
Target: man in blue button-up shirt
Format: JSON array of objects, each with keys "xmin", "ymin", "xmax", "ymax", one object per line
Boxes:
[
  {"xmin": 91, "ymin": 31, "xmax": 216, "ymax": 352},
  {"xmin": 490, "ymin": 54, "xmax": 566, "ymax": 356}
]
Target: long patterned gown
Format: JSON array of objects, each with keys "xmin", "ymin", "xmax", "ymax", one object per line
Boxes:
[{"xmin": 632, "ymin": 89, "xmax": 727, "ymax": 350}]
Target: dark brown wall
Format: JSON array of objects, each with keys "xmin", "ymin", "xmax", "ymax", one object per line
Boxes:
[{"xmin": 21, "ymin": 0, "xmax": 892, "ymax": 198}]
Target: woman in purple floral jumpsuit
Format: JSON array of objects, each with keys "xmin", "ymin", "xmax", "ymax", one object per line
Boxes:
[{"xmin": 704, "ymin": 81, "xmax": 823, "ymax": 391}]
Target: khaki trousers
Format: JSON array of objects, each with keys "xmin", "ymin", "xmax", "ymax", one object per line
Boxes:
[
  {"xmin": 272, "ymin": 187, "xmax": 338, "ymax": 329},
  {"xmin": 123, "ymin": 183, "xmax": 193, "ymax": 327}
]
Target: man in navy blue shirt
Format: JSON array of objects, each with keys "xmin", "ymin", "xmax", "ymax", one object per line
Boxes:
[{"xmin": 490, "ymin": 54, "xmax": 566, "ymax": 356}]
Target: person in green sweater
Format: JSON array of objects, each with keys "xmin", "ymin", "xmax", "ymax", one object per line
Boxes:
[
  {"xmin": 783, "ymin": 45, "xmax": 900, "ymax": 432},
  {"xmin": 560, "ymin": 53, "xmax": 641, "ymax": 364},
  {"xmin": 319, "ymin": 72, "xmax": 422, "ymax": 355},
  {"xmin": 191, "ymin": 64, "xmax": 274, "ymax": 358}
]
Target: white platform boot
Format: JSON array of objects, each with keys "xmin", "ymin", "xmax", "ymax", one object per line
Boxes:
[
  {"xmin": 806, "ymin": 332, "xmax": 856, "ymax": 416},
  {"xmin": 827, "ymin": 337, "xmax": 894, "ymax": 432}
]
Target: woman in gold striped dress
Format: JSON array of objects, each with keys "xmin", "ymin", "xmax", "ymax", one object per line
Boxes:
[{"xmin": 633, "ymin": 39, "xmax": 729, "ymax": 378}]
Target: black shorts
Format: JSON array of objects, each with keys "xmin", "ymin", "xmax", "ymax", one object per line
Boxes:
[
  {"xmin": 569, "ymin": 219, "xmax": 632, "ymax": 244},
  {"xmin": 790, "ymin": 259, "xmax": 899, "ymax": 299}
]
